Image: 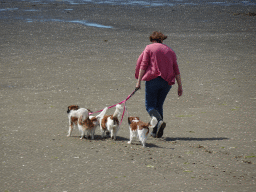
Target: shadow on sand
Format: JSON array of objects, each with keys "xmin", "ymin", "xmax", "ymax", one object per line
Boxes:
[{"xmin": 164, "ymin": 137, "xmax": 229, "ymax": 142}]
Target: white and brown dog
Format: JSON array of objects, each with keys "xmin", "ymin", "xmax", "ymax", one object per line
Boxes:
[
  {"xmin": 100, "ymin": 104, "xmax": 123, "ymax": 140},
  {"xmin": 67, "ymin": 105, "xmax": 107, "ymax": 139},
  {"xmin": 67, "ymin": 105, "xmax": 89, "ymax": 138},
  {"xmin": 127, "ymin": 116, "xmax": 158, "ymax": 148},
  {"xmin": 78, "ymin": 107, "xmax": 108, "ymax": 139}
]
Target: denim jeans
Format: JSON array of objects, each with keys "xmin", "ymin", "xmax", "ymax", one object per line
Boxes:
[{"xmin": 145, "ymin": 76, "xmax": 172, "ymax": 120}]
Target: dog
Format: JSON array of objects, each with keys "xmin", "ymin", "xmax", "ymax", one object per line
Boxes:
[
  {"xmin": 67, "ymin": 105, "xmax": 107, "ymax": 139},
  {"xmin": 78, "ymin": 107, "xmax": 108, "ymax": 139},
  {"xmin": 127, "ymin": 116, "xmax": 158, "ymax": 148},
  {"xmin": 100, "ymin": 104, "xmax": 123, "ymax": 140},
  {"xmin": 67, "ymin": 105, "xmax": 90, "ymax": 138}
]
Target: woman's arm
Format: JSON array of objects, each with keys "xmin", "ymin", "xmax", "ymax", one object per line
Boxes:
[
  {"xmin": 175, "ymin": 74, "xmax": 183, "ymax": 96},
  {"xmin": 136, "ymin": 69, "xmax": 145, "ymax": 89}
]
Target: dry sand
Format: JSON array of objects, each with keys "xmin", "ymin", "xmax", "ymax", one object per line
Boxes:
[{"xmin": 1, "ymin": 1, "xmax": 256, "ymax": 191}]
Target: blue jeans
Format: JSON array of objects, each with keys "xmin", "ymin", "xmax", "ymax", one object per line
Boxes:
[{"xmin": 145, "ymin": 76, "xmax": 172, "ymax": 120}]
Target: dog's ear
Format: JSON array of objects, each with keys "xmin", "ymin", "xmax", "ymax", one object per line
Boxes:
[
  {"xmin": 67, "ymin": 106, "xmax": 71, "ymax": 114},
  {"xmin": 128, "ymin": 117, "xmax": 132, "ymax": 125},
  {"xmin": 136, "ymin": 117, "xmax": 140, "ymax": 120}
]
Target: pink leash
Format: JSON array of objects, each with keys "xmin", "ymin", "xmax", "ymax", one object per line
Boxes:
[{"xmin": 89, "ymin": 88, "xmax": 139, "ymax": 125}]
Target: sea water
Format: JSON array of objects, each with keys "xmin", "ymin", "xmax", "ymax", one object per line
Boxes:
[
  {"xmin": 1, "ymin": 0, "xmax": 255, "ymax": 28},
  {"xmin": 7, "ymin": 0, "xmax": 256, "ymax": 6}
]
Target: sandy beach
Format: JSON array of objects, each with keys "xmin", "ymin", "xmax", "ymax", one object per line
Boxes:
[{"xmin": 1, "ymin": 0, "xmax": 256, "ymax": 191}]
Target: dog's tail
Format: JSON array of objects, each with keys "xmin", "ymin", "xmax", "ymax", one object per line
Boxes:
[
  {"xmin": 96, "ymin": 107, "xmax": 108, "ymax": 120},
  {"xmin": 113, "ymin": 104, "xmax": 123, "ymax": 118},
  {"xmin": 148, "ymin": 116, "xmax": 158, "ymax": 129}
]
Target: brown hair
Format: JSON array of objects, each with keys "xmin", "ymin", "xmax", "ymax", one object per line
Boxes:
[{"xmin": 149, "ymin": 31, "xmax": 167, "ymax": 43}]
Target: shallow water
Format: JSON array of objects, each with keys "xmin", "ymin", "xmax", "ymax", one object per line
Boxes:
[
  {"xmin": 12, "ymin": 0, "xmax": 256, "ymax": 6},
  {"xmin": 1, "ymin": 0, "xmax": 256, "ymax": 29}
]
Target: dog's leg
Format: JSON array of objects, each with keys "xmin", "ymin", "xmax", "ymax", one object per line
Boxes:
[
  {"xmin": 101, "ymin": 130, "xmax": 105, "ymax": 138},
  {"xmin": 113, "ymin": 127, "xmax": 118, "ymax": 140},
  {"xmin": 67, "ymin": 118, "xmax": 74, "ymax": 136},
  {"xmin": 127, "ymin": 129, "xmax": 133, "ymax": 144},
  {"xmin": 86, "ymin": 130, "xmax": 90, "ymax": 139},
  {"xmin": 115, "ymin": 125, "xmax": 120, "ymax": 140},
  {"xmin": 111, "ymin": 129, "xmax": 114, "ymax": 140},
  {"xmin": 138, "ymin": 129, "xmax": 147, "ymax": 148},
  {"xmin": 67, "ymin": 124, "xmax": 73, "ymax": 137},
  {"xmin": 80, "ymin": 127, "xmax": 85, "ymax": 140},
  {"xmin": 141, "ymin": 136, "xmax": 146, "ymax": 148},
  {"xmin": 91, "ymin": 129, "xmax": 95, "ymax": 140}
]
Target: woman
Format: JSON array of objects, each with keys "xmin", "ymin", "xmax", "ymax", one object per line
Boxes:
[{"xmin": 135, "ymin": 31, "xmax": 183, "ymax": 138}]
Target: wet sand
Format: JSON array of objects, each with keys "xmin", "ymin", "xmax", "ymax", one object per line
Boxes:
[{"xmin": 1, "ymin": 1, "xmax": 256, "ymax": 191}]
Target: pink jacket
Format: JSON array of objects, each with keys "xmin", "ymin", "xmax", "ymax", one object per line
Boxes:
[{"xmin": 135, "ymin": 43, "xmax": 180, "ymax": 85}]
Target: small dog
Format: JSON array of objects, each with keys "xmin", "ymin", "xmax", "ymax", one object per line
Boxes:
[
  {"xmin": 100, "ymin": 104, "xmax": 123, "ymax": 140},
  {"xmin": 127, "ymin": 116, "xmax": 158, "ymax": 148},
  {"xmin": 67, "ymin": 105, "xmax": 90, "ymax": 138},
  {"xmin": 78, "ymin": 107, "xmax": 108, "ymax": 139},
  {"xmin": 67, "ymin": 105, "xmax": 107, "ymax": 139}
]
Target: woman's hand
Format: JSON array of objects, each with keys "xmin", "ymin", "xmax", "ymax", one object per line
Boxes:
[
  {"xmin": 136, "ymin": 81, "xmax": 141, "ymax": 89},
  {"xmin": 178, "ymin": 85, "xmax": 183, "ymax": 97}
]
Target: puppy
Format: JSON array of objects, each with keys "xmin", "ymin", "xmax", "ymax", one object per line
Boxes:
[
  {"xmin": 100, "ymin": 104, "xmax": 123, "ymax": 140},
  {"xmin": 127, "ymin": 116, "xmax": 158, "ymax": 148},
  {"xmin": 78, "ymin": 107, "xmax": 108, "ymax": 139},
  {"xmin": 67, "ymin": 105, "xmax": 90, "ymax": 137}
]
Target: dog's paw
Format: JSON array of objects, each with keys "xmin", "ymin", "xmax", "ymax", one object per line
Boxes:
[{"xmin": 127, "ymin": 141, "xmax": 131, "ymax": 144}]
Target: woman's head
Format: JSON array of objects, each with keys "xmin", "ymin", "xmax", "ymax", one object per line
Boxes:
[{"xmin": 149, "ymin": 31, "xmax": 167, "ymax": 43}]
